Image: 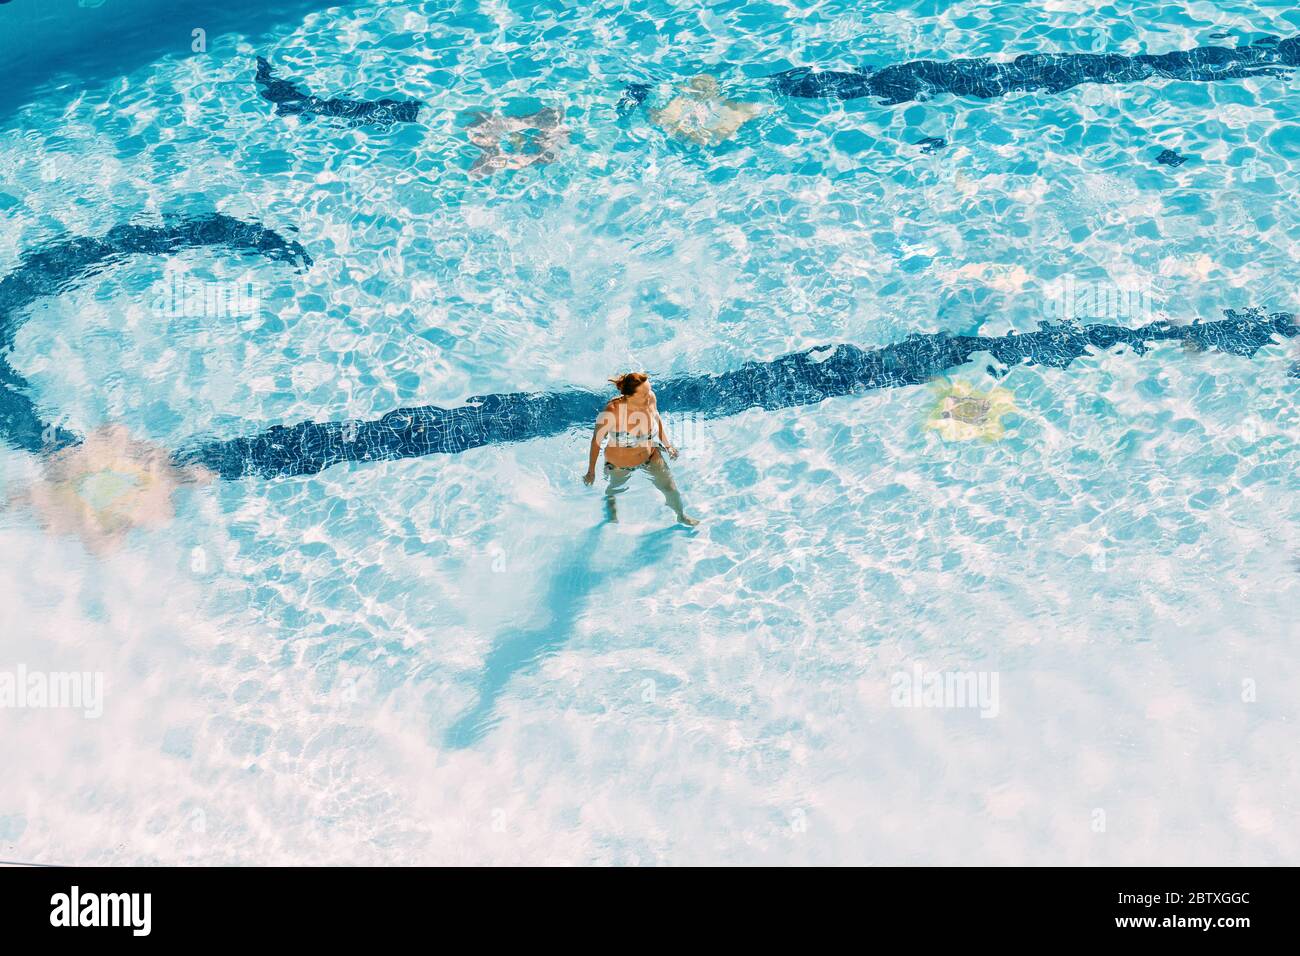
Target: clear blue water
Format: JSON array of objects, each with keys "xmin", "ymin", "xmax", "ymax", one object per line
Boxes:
[{"xmin": 0, "ymin": 0, "xmax": 1297, "ymax": 864}]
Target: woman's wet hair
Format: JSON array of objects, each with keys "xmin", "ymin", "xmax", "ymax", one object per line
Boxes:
[{"xmin": 609, "ymin": 372, "xmax": 649, "ymax": 396}]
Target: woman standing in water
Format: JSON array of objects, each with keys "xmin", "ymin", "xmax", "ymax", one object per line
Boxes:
[{"xmin": 583, "ymin": 373, "xmax": 699, "ymax": 526}]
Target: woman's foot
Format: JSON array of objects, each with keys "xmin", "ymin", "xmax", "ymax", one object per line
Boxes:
[{"xmin": 676, "ymin": 513, "xmax": 700, "ymax": 527}]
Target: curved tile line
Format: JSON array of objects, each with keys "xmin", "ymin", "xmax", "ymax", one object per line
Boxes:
[
  {"xmin": 768, "ymin": 35, "xmax": 1300, "ymax": 105},
  {"xmin": 2, "ymin": 226, "xmax": 1291, "ymax": 479},
  {"xmin": 0, "ymin": 213, "xmax": 311, "ymax": 453},
  {"xmin": 178, "ymin": 310, "xmax": 1298, "ymax": 481},
  {"xmin": 254, "ymin": 57, "xmax": 423, "ymax": 125}
]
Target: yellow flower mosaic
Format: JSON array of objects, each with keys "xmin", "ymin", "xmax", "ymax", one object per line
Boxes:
[{"xmin": 925, "ymin": 380, "xmax": 1020, "ymax": 441}]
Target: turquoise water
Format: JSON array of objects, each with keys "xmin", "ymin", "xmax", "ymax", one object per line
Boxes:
[{"xmin": 0, "ymin": 0, "xmax": 1297, "ymax": 864}]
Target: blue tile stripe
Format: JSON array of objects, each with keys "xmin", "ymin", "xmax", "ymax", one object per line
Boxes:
[
  {"xmin": 767, "ymin": 35, "xmax": 1300, "ymax": 105},
  {"xmin": 2, "ymin": 219, "xmax": 1294, "ymax": 480},
  {"xmin": 180, "ymin": 310, "xmax": 1297, "ymax": 480},
  {"xmin": 0, "ymin": 214, "xmax": 310, "ymax": 453}
]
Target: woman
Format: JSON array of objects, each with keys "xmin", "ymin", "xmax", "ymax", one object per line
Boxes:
[{"xmin": 583, "ymin": 373, "xmax": 699, "ymax": 526}]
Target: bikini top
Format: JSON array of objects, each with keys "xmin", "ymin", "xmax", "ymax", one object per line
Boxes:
[{"xmin": 607, "ymin": 429, "xmax": 654, "ymax": 448}]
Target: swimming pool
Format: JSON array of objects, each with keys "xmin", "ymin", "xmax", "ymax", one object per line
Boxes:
[{"xmin": 0, "ymin": 0, "xmax": 1296, "ymax": 865}]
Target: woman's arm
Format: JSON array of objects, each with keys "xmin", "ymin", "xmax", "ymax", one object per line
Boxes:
[
  {"xmin": 653, "ymin": 398, "xmax": 678, "ymax": 459},
  {"xmin": 584, "ymin": 407, "xmax": 613, "ymax": 484}
]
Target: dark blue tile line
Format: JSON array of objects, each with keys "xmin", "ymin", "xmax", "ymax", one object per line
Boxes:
[
  {"xmin": 254, "ymin": 57, "xmax": 423, "ymax": 125},
  {"xmin": 0, "ymin": 214, "xmax": 311, "ymax": 453},
  {"xmin": 178, "ymin": 309, "xmax": 1299, "ymax": 481},
  {"xmin": 1, "ymin": 218, "xmax": 1293, "ymax": 479},
  {"xmin": 767, "ymin": 35, "xmax": 1299, "ymax": 105}
]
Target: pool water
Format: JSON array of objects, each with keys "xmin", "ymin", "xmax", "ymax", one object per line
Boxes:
[{"xmin": 0, "ymin": 0, "xmax": 1297, "ymax": 865}]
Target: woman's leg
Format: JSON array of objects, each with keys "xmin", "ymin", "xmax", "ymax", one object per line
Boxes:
[
  {"xmin": 644, "ymin": 455, "xmax": 697, "ymax": 524},
  {"xmin": 603, "ymin": 464, "xmax": 634, "ymax": 520}
]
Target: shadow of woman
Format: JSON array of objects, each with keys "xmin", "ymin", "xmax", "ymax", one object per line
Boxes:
[{"xmin": 444, "ymin": 523, "xmax": 683, "ymax": 749}]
